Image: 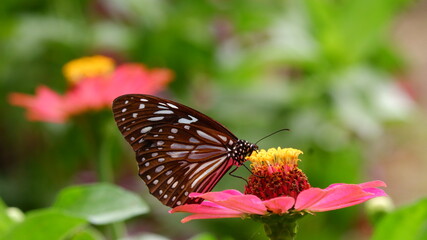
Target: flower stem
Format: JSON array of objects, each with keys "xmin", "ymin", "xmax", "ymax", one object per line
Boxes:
[
  {"xmin": 98, "ymin": 121, "xmax": 115, "ymax": 182},
  {"xmin": 98, "ymin": 119, "xmax": 127, "ymax": 239},
  {"xmin": 78, "ymin": 113, "xmax": 127, "ymax": 238},
  {"xmin": 251, "ymin": 214, "xmax": 304, "ymax": 240}
]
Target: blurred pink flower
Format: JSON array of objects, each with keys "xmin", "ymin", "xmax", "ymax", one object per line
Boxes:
[
  {"xmin": 170, "ymin": 181, "xmax": 387, "ymax": 223},
  {"xmin": 9, "ymin": 56, "xmax": 173, "ymax": 123},
  {"xmin": 170, "ymin": 148, "xmax": 387, "ymax": 223},
  {"xmin": 9, "ymin": 86, "xmax": 68, "ymax": 123}
]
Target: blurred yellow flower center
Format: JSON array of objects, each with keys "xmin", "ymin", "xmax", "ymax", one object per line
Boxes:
[
  {"xmin": 246, "ymin": 147, "xmax": 303, "ymax": 172},
  {"xmin": 62, "ymin": 55, "xmax": 115, "ymax": 84}
]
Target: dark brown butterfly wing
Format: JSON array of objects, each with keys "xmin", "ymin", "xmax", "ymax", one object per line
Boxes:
[{"xmin": 112, "ymin": 94, "xmax": 239, "ymax": 207}]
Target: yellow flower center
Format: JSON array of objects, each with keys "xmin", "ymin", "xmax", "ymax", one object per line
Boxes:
[
  {"xmin": 246, "ymin": 148, "xmax": 303, "ymax": 173},
  {"xmin": 62, "ymin": 55, "xmax": 115, "ymax": 84}
]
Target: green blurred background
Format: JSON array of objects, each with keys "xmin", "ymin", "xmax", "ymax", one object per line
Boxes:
[{"xmin": 1, "ymin": 0, "xmax": 427, "ymax": 239}]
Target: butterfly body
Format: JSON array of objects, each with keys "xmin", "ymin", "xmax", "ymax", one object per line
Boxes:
[{"xmin": 112, "ymin": 94, "xmax": 257, "ymax": 207}]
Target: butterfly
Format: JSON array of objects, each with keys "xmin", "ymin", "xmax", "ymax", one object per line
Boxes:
[{"xmin": 112, "ymin": 94, "xmax": 258, "ymax": 207}]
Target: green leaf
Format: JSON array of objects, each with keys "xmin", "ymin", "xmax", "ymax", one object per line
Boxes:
[
  {"xmin": 372, "ymin": 198, "xmax": 427, "ymax": 240},
  {"xmin": 337, "ymin": 0, "xmax": 410, "ymax": 63},
  {"xmin": 189, "ymin": 233, "xmax": 220, "ymax": 240},
  {"xmin": 70, "ymin": 227, "xmax": 104, "ymax": 240},
  {"xmin": 303, "ymin": 0, "xmax": 411, "ymax": 65},
  {"xmin": 0, "ymin": 209, "xmax": 86, "ymax": 240},
  {"xmin": 0, "ymin": 199, "xmax": 14, "ymax": 235},
  {"xmin": 53, "ymin": 183, "xmax": 149, "ymax": 225},
  {"xmin": 121, "ymin": 233, "xmax": 170, "ymax": 240}
]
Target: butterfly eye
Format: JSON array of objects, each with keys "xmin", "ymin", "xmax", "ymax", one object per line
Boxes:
[{"xmin": 113, "ymin": 94, "xmax": 257, "ymax": 207}]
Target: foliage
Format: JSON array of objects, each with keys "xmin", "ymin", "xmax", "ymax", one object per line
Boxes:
[
  {"xmin": 0, "ymin": 183, "xmax": 149, "ymax": 240},
  {"xmin": 372, "ymin": 198, "xmax": 427, "ymax": 240}
]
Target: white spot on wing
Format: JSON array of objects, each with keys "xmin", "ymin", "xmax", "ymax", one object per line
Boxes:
[
  {"xmin": 167, "ymin": 177, "xmax": 174, "ymax": 184},
  {"xmin": 155, "ymin": 165, "xmax": 165, "ymax": 173},
  {"xmin": 172, "ymin": 181, "xmax": 178, "ymax": 189},
  {"xmin": 167, "ymin": 103, "xmax": 178, "ymax": 109},
  {"xmin": 166, "ymin": 170, "xmax": 172, "ymax": 175},
  {"xmin": 125, "ymin": 100, "xmax": 129, "ymax": 104},
  {"xmin": 148, "ymin": 116, "xmax": 164, "ymax": 121},
  {"xmin": 218, "ymin": 135, "xmax": 227, "ymax": 142},
  {"xmin": 166, "ymin": 151, "xmax": 187, "ymax": 158},
  {"xmin": 155, "ymin": 110, "xmax": 174, "ymax": 114},
  {"xmin": 139, "ymin": 104, "xmax": 145, "ymax": 109},
  {"xmin": 190, "ymin": 156, "xmax": 226, "ymax": 188},
  {"xmin": 158, "ymin": 158, "xmax": 165, "ymax": 162},
  {"xmin": 122, "ymin": 108, "xmax": 127, "ymax": 112},
  {"xmin": 140, "ymin": 98, "xmax": 148, "ymax": 102},
  {"xmin": 133, "ymin": 113, "xmax": 138, "ymax": 118},
  {"xmin": 153, "ymin": 180, "xmax": 158, "ymax": 185},
  {"xmin": 197, "ymin": 130, "xmax": 221, "ymax": 144},
  {"xmin": 189, "ymin": 137, "xmax": 200, "ymax": 143},
  {"xmin": 171, "ymin": 128, "xmax": 178, "ymax": 133},
  {"xmin": 146, "ymin": 175, "xmax": 151, "ymax": 180},
  {"xmin": 171, "ymin": 143, "xmax": 194, "ymax": 150},
  {"xmin": 140, "ymin": 126, "xmax": 152, "ymax": 133},
  {"xmin": 178, "ymin": 115, "xmax": 198, "ymax": 124}
]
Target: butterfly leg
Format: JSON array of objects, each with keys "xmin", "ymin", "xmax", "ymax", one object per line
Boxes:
[{"xmin": 228, "ymin": 166, "xmax": 249, "ymax": 184}]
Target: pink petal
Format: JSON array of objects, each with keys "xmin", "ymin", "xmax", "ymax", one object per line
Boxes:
[
  {"xmin": 190, "ymin": 190, "xmax": 267, "ymax": 215},
  {"xmin": 358, "ymin": 180, "xmax": 387, "ymax": 188},
  {"xmin": 63, "ymin": 77, "xmax": 109, "ymax": 115},
  {"xmin": 170, "ymin": 201, "xmax": 244, "ymax": 223},
  {"xmin": 180, "ymin": 213, "xmax": 243, "ymax": 223},
  {"xmin": 219, "ymin": 195, "xmax": 267, "ymax": 215},
  {"xmin": 189, "ymin": 189, "xmax": 243, "ymax": 200},
  {"xmin": 326, "ymin": 180, "xmax": 386, "ymax": 190},
  {"xmin": 170, "ymin": 203, "xmax": 241, "ymax": 215},
  {"xmin": 9, "ymin": 86, "xmax": 68, "ymax": 123},
  {"xmin": 263, "ymin": 196, "xmax": 295, "ymax": 214},
  {"xmin": 295, "ymin": 183, "xmax": 386, "ymax": 212},
  {"xmin": 105, "ymin": 64, "xmax": 173, "ymax": 102},
  {"xmin": 294, "ymin": 188, "xmax": 326, "ymax": 210}
]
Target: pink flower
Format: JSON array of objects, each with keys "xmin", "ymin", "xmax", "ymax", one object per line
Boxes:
[
  {"xmin": 171, "ymin": 181, "xmax": 387, "ymax": 223},
  {"xmin": 9, "ymin": 86, "xmax": 68, "ymax": 123},
  {"xmin": 170, "ymin": 148, "xmax": 387, "ymax": 223},
  {"xmin": 9, "ymin": 56, "xmax": 173, "ymax": 123}
]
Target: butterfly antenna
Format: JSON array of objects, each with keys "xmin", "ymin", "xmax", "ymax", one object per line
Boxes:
[{"xmin": 254, "ymin": 128, "xmax": 290, "ymax": 145}]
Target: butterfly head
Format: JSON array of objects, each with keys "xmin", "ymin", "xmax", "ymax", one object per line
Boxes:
[{"xmin": 231, "ymin": 139, "xmax": 258, "ymax": 165}]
